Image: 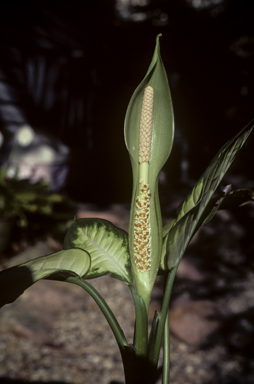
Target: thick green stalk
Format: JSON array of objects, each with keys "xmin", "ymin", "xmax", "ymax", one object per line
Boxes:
[{"xmin": 129, "ymin": 284, "xmax": 148, "ymax": 357}]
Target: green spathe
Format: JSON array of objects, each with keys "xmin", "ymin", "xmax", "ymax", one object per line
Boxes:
[{"xmin": 124, "ymin": 34, "xmax": 174, "ymax": 305}]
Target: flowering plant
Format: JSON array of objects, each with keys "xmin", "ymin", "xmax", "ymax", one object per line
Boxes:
[{"xmin": 0, "ymin": 35, "xmax": 253, "ymax": 384}]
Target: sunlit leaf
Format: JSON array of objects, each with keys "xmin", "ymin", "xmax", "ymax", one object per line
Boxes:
[
  {"xmin": 0, "ymin": 248, "xmax": 90, "ymax": 308},
  {"xmin": 64, "ymin": 218, "xmax": 133, "ymax": 284}
]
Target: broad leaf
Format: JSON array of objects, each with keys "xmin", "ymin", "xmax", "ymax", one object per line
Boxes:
[
  {"xmin": 162, "ymin": 219, "xmax": 175, "ymax": 238},
  {"xmin": 161, "ymin": 119, "xmax": 254, "ymax": 270},
  {"xmin": 197, "ymin": 184, "xmax": 232, "ymax": 228},
  {"xmin": 0, "ymin": 248, "xmax": 90, "ymax": 308},
  {"xmin": 64, "ymin": 218, "xmax": 133, "ymax": 284}
]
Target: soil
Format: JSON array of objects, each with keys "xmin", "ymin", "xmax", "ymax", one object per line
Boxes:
[{"xmin": 0, "ymin": 177, "xmax": 254, "ymax": 384}]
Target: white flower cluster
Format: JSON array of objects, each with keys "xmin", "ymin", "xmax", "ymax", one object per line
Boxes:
[{"xmin": 139, "ymin": 86, "xmax": 154, "ymax": 163}]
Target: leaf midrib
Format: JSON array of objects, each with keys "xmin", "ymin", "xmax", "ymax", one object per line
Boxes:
[{"xmin": 79, "ymin": 226, "xmax": 128, "ymax": 278}]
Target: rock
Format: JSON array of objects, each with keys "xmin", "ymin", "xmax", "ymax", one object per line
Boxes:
[
  {"xmin": 177, "ymin": 256, "xmax": 206, "ymax": 281},
  {"xmin": 0, "ymin": 280, "xmax": 86, "ymax": 344},
  {"xmin": 169, "ymin": 299, "xmax": 220, "ymax": 345}
]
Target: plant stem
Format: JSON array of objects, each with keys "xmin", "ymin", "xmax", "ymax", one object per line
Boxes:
[
  {"xmin": 162, "ymin": 311, "xmax": 170, "ymax": 384},
  {"xmin": 67, "ymin": 276, "xmax": 128, "ymax": 351},
  {"xmin": 162, "ymin": 271, "xmax": 170, "ymax": 384}
]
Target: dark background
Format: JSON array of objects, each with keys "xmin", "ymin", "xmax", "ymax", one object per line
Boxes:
[{"xmin": 0, "ymin": 0, "xmax": 253, "ymax": 204}]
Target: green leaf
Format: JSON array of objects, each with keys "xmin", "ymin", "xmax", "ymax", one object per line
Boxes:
[
  {"xmin": 197, "ymin": 185, "xmax": 232, "ymax": 227},
  {"xmin": 220, "ymin": 188, "xmax": 254, "ymax": 208},
  {"xmin": 161, "ymin": 119, "xmax": 254, "ymax": 270},
  {"xmin": 125, "ymin": 34, "xmax": 174, "ymax": 297},
  {"xmin": 22, "ymin": 204, "xmax": 39, "ymax": 212},
  {"xmin": 63, "ymin": 218, "xmax": 133, "ymax": 284},
  {"xmin": 46, "ymin": 194, "xmax": 64, "ymax": 203},
  {"xmin": 162, "ymin": 219, "xmax": 175, "ymax": 238},
  {"xmin": 15, "ymin": 192, "xmax": 37, "ymax": 202},
  {"xmin": 148, "ymin": 310, "xmax": 160, "ymax": 359},
  {"xmin": 0, "ymin": 248, "xmax": 90, "ymax": 308},
  {"xmin": 0, "ymin": 166, "xmax": 8, "ymax": 182}
]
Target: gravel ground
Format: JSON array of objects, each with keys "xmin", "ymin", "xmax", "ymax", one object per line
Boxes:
[{"xmin": 0, "ymin": 186, "xmax": 254, "ymax": 384}]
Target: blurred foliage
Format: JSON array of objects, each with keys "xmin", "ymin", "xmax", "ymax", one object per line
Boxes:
[{"xmin": 0, "ymin": 166, "xmax": 76, "ymax": 245}]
